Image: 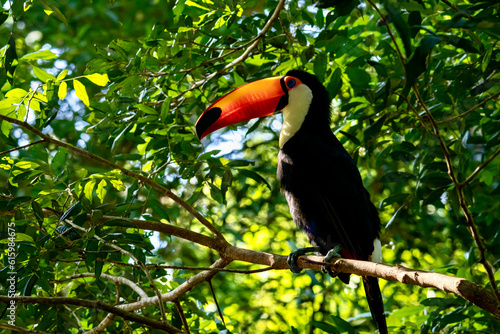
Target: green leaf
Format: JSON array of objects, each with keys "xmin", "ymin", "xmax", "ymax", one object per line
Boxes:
[
  {"xmin": 380, "ymin": 172, "xmax": 414, "ymax": 183},
  {"xmin": 96, "ymin": 179, "xmax": 107, "ymax": 203},
  {"xmin": 52, "ymin": 147, "xmax": 68, "ymax": 172},
  {"xmin": 84, "ymin": 180, "xmax": 96, "ymax": 201},
  {"xmin": 135, "ymin": 103, "xmax": 158, "ymax": 115},
  {"xmin": 21, "ymin": 50, "xmax": 57, "ymax": 61},
  {"xmin": 221, "ymin": 169, "xmax": 233, "ymax": 201},
  {"xmin": 345, "ymin": 67, "xmax": 371, "ymax": 90},
  {"xmin": 23, "ymin": 275, "xmax": 38, "ymax": 296},
  {"xmin": 0, "ymin": 11, "xmax": 8, "ymax": 26},
  {"xmin": 112, "ymin": 123, "xmax": 134, "ymax": 152},
  {"xmin": 7, "ymin": 196, "xmax": 32, "ymax": 209},
  {"xmin": 160, "ymin": 96, "xmax": 171, "ymax": 123},
  {"xmin": 208, "ymin": 182, "xmax": 223, "ymax": 204},
  {"xmin": 46, "ymin": 79, "xmax": 55, "ymax": 101},
  {"xmin": 33, "ymin": 66, "xmax": 56, "ymax": 83},
  {"xmin": 95, "ymin": 259, "xmax": 104, "ymax": 280},
  {"xmin": 74, "ymin": 79, "xmax": 90, "ymax": 106},
  {"xmin": 363, "ymin": 114, "xmax": 387, "ymax": 142},
  {"xmin": 58, "ymin": 81, "xmax": 67, "ymax": 100},
  {"xmin": 56, "ymin": 69, "xmax": 69, "ymax": 81},
  {"xmin": 31, "ymin": 201, "xmax": 44, "ymax": 225},
  {"xmin": 237, "ymin": 169, "xmax": 271, "ymax": 190},
  {"xmin": 5, "ymin": 35, "xmax": 18, "ymax": 84},
  {"xmin": 10, "ymin": 233, "xmax": 35, "ymax": 243},
  {"xmin": 59, "ymin": 202, "xmax": 82, "ymax": 222},
  {"xmin": 311, "ymin": 321, "xmax": 339, "ymax": 334},
  {"xmin": 385, "ymin": 2, "xmax": 412, "ymax": 57},
  {"xmin": 0, "ymin": 122, "xmax": 13, "ymax": 139},
  {"xmin": 85, "ymin": 73, "xmax": 109, "ymax": 86},
  {"xmin": 329, "ymin": 314, "xmax": 354, "ymax": 334},
  {"xmin": 327, "ymin": 67, "xmax": 342, "ymax": 98},
  {"xmin": 40, "ymin": 0, "xmax": 68, "ymax": 28},
  {"xmin": 314, "ymin": 52, "xmax": 328, "ymax": 83}
]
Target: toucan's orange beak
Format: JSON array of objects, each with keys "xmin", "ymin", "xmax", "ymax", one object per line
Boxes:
[{"xmin": 196, "ymin": 76, "xmax": 289, "ymax": 139}]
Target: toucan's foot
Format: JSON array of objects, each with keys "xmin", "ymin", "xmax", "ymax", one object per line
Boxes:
[
  {"xmin": 287, "ymin": 247, "xmax": 321, "ymax": 274},
  {"xmin": 322, "ymin": 245, "xmax": 342, "ymax": 277}
]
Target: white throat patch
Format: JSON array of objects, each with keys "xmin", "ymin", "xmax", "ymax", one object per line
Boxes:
[
  {"xmin": 370, "ymin": 238, "xmax": 382, "ymax": 263},
  {"xmin": 279, "ymin": 84, "xmax": 313, "ymax": 148}
]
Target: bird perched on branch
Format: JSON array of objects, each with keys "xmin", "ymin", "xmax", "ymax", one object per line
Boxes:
[{"xmin": 196, "ymin": 70, "xmax": 387, "ymax": 333}]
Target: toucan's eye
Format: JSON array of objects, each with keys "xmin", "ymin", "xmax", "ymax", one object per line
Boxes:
[{"xmin": 286, "ymin": 79, "xmax": 296, "ymax": 89}]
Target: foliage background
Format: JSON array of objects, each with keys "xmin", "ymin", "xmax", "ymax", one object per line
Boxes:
[{"xmin": 0, "ymin": 0, "xmax": 499, "ymax": 333}]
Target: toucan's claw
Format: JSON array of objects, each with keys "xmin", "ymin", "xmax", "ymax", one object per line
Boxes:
[
  {"xmin": 322, "ymin": 245, "xmax": 342, "ymax": 277},
  {"xmin": 287, "ymin": 247, "xmax": 321, "ymax": 274}
]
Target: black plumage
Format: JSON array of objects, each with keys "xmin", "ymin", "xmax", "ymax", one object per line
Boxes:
[
  {"xmin": 196, "ymin": 69, "xmax": 387, "ymax": 333},
  {"xmin": 277, "ymin": 70, "xmax": 386, "ymax": 333}
]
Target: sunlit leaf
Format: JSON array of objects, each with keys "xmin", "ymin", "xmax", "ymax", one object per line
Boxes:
[
  {"xmin": 73, "ymin": 79, "xmax": 90, "ymax": 106},
  {"xmin": 58, "ymin": 81, "xmax": 67, "ymax": 100},
  {"xmin": 85, "ymin": 73, "xmax": 109, "ymax": 86},
  {"xmin": 84, "ymin": 180, "xmax": 96, "ymax": 201},
  {"xmin": 21, "ymin": 50, "xmax": 57, "ymax": 61},
  {"xmin": 97, "ymin": 179, "xmax": 107, "ymax": 203},
  {"xmin": 33, "ymin": 66, "xmax": 56, "ymax": 82}
]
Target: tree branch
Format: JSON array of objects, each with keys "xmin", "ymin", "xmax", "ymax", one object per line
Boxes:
[
  {"xmin": 5, "ymin": 250, "xmax": 500, "ymax": 320},
  {"xmin": 460, "ymin": 145, "xmax": 500, "ymax": 187},
  {"xmin": 0, "ymin": 139, "xmax": 45, "ymax": 156},
  {"xmin": 0, "ymin": 296, "xmax": 183, "ymax": 333},
  {"xmin": 436, "ymin": 91, "xmax": 500, "ymax": 125},
  {"xmin": 0, "ymin": 323, "xmax": 50, "ymax": 334},
  {"xmin": 0, "ymin": 114, "xmax": 223, "ymax": 239},
  {"xmin": 413, "ymin": 86, "xmax": 500, "ymax": 303},
  {"xmin": 101, "ymin": 213, "xmax": 500, "ymax": 318},
  {"xmin": 180, "ymin": 0, "xmax": 286, "ymax": 96},
  {"xmin": 63, "ymin": 273, "xmax": 148, "ymax": 299}
]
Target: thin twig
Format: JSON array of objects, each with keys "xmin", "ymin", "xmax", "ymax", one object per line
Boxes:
[
  {"xmin": 174, "ymin": 300, "xmax": 191, "ymax": 334},
  {"xmin": 461, "ymin": 146, "xmax": 500, "ymax": 187},
  {"xmin": 440, "ymin": 0, "xmax": 459, "ymax": 12},
  {"xmin": 176, "ymin": 0, "xmax": 286, "ymax": 98},
  {"xmin": 65, "ymin": 219, "xmax": 168, "ymax": 321},
  {"xmin": 413, "ymin": 85, "xmax": 500, "ymax": 303},
  {"xmin": 64, "ymin": 305, "xmax": 85, "ymax": 332},
  {"xmin": 0, "ymin": 139, "xmax": 46, "ymax": 156},
  {"xmin": 366, "ymin": 0, "xmax": 406, "ymax": 67},
  {"xmin": 208, "ymin": 279, "xmax": 226, "ymax": 327},
  {"xmin": 437, "ymin": 91, "xmax": 500, "ymax": 125},
  {"xmin": 85, "ymin": 314, "xmax": 115, "ymax": 334},
  {"xmin": 60, "ymin": 273, "xmax": 149, "ymax": 299}
]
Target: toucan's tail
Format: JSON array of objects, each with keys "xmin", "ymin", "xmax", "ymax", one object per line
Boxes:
[{"xmin": 362, "ymin": 276, "xmax": 387, "ymax": 334}]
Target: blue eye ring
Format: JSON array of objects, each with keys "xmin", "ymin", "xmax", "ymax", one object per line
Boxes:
[{"xmin": 286, "ymin": 79, "xmax": 296, "ymax": 89}]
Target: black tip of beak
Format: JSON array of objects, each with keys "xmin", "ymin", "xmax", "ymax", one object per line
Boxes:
[{"xmin": 196, "ymin": 107, "xmax": 222, "ymax": 139}]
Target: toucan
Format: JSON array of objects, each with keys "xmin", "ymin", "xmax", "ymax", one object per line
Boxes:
[{"xmin": 196, "ymin": 70, "xmax": 387, "ymax": 333}]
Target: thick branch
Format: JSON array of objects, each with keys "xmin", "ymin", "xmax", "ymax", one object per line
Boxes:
[
  {"xmin": 218, "ymin": 247, "xmax": 500, "ymax": 318},
  {"xmin": 101, "ymin": 215, "xmax": 225, "ymax": 253},
  {"xmin": 302, "ymin": 256, "xmax": 500, "ymax": 319},
  {"xmin": 99, "ymin": 215, "xmax": 500, "ymax": 317},
  {"xmin": 5, "ymin": 250, "xmax": 499, "ymax": 319}
]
